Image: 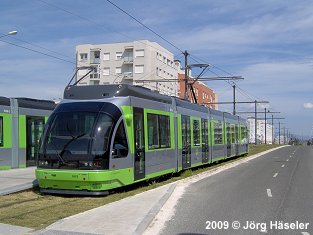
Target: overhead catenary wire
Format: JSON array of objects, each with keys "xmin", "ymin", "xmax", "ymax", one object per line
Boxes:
[
  {"xmin": 6, "ymin": 35, "xmax": 75, "ymax": 62},
  {"xmin": 0, "ymin": 39, "xmax": 76, "ymax": 65},
  {"xmin": 31, "ymin": 0, "xmax": 265, "ymax": 106},
  {"xmin": 36, "ymin": 0, "xmax": 179, "ymax": 57},
  {"xmin": 104, "ymin": 0, "xmax": 184, "ymax": 54},
  {"xmin": 189, "ymin": 52, "xmax": 270, "ymax": 103}
]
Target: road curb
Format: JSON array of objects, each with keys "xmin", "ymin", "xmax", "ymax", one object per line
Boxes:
[{"xmin": 134, "ymin": 183, "xmax": 177, "ymax": 235}]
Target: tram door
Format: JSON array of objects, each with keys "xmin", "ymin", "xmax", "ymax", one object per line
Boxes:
[
  {"xmin": 26, "ymin": 116, "xmax": 45, "ymax": 166},
  {"xmin": 226, "ymin": 124, "xmax": 231, "ymax": 157},
  {"xmin": 134, "ymin": 108, "xmax": 145, "ymax": 181},
  {"xmin": 201, "ymin": 119, "xmax": 209, "ymax": 163},
  {"xmin": 182, "ymin": 115, "xmax": 191, "ymax": 169}
]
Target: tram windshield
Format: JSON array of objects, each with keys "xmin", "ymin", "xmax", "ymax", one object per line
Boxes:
[{"xmin": 38, "ymin": 111, "xmax": 114, "ymax": 169}]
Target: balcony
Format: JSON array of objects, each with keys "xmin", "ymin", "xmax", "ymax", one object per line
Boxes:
[
  {"xmin": 123, "ymin": 72, "xmax": 133, "ymax": 79},
  {"xmin": 123, "ymin": 57, "xmax": 133, "ymax": 64},
  {"xmin": 90, "ymin": 50, "xmax": 101, "ymax": 64},
  {"xmin": 90, "ymin": 58, "xmax": 100, "ymax": 64}
]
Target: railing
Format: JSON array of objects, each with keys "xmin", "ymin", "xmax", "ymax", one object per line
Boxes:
[
  {"xmin": 90, "ymin": 58, "xmax": 100, "ymax": 64},
  {"xmin": 123, "ymin": 57, "xmax": 133, "ymax": 63},
  {"xmin": 123, "ymin": 72, "xmax": 133, "ymax": 79}
]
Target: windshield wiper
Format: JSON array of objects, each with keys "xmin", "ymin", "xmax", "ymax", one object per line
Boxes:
[
  {"xmin": 59, "ymin": 132, "xmax": 87, "ymax": 158},
  {"xmin": 47, "ymin": 138, "xmax": 68, "ymax": 165}
]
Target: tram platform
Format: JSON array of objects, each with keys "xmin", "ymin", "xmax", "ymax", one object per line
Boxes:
[{"xmin": 0, "ymin": 167, "xmax": 37, "ymax": 196}]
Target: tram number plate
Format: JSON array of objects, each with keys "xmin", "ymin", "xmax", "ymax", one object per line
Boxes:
[
  {"xmin": 71, "ymin": 173, "xmax": 88, "ymax": 181},
  {"xmin": 45, "ymin": 172, "xmax": 88, "ymax": 181}
]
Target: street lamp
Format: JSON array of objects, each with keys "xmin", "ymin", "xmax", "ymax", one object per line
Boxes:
[{"xmin": 0, "ymin": 30, "xmax": 17, "ymax": 38}]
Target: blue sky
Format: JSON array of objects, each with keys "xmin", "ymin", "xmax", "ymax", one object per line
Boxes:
[{"xmin": 1, "ymin": 0, "xmax": 313, "ymax": 138}]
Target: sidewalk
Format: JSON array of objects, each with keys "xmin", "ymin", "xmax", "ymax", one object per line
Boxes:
[
  {"xmin": 0, "ymin": 167, "xmax": 38, "ymax": 235},
  {"xmin": 0, "ymin": 167, "xmax": 38, "ymax": 196},
  {"xmin": 0, "ymin": 223, "xmax": 32, "ymax": 235}
]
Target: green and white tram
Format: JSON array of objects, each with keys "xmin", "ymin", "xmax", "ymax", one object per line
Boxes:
[{"xmin": 36, "ymin": 84, "xmax": 248, "ymax": 195}]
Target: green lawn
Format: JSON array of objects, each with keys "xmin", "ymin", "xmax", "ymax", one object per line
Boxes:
[{"xmin": 0, "ymin": 144, "xmax": 282, "ymax": 230}]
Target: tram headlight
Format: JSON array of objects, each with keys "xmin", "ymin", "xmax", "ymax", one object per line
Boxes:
[
  {"xmin": 80, "ymin": 161, "xmax": 93, "ymax": 167},
  {"xmin": 38, "ymin": 160, "xmax": 49, "ymax": 166}
]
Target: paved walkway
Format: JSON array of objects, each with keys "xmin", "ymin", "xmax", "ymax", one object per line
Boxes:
[
  {"xmin": 0, "ymin": 223, "xmax": 33, "ymax": 235},
  {"xmin": 0, "ymin": 167, "xmax": 38, "ymax": 234},
  {"xmin": 0, "ymin": 167, "xmax": 37, "ymax": 196},
  {"xmin": 35, "ymin": 183, "xmax": 177, "ymax": 235}
]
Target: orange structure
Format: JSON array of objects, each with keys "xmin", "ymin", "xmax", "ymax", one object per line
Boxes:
[{"xmin": 178, "ymin": 73, "xmax": 218, "ymax": 109}]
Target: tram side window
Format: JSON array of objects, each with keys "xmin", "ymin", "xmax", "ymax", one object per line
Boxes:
[
  {"xmin": 231, "ymin": 126, "xmax": 236, "ymax": 143},
  {"xmin": 147, "ymin": 113, "xmax": 170, "ymax": 149},
  {"xmin": 201, "ymin": 119, "xmax": 208, "ymax": 145},
  {"xmin": 159, "ymin": 115, "xmax": 170, "ymax": 148},
  {"xmin": 148, "ymin": 114, "xmax": 159, "ymax": 149},
  {"xmin": 241, "ymin": 126, "xmax": 247, "ymax": 143},
  {"xmin": 112, "ymin": 121, "xmax": 128, "ymax": 158},
  {"xmin": 193, "ymin": 119, "xmax": 200, "ymax": 146},
  {"xmin": 226, "ymin": 124, "xmax": 232, "ymax": 144},
  {"xmin": 214, "ymin": 121, "xmax": 223, "ymax": 145},
  {"xmin": 235, "ymin": 125, "xmax": 239, "ymax": 143},
  {"xmin": 0, "ymin": 117, "xmax": 3, "ymax": 147}
]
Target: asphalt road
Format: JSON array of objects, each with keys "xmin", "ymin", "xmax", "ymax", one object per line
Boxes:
[{"xmin": 159, "ymin": 146, "xmax": 313, "ymax": 235}]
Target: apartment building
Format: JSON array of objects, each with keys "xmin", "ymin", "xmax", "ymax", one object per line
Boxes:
[
  {"xmin": 76, "ymin": 40, "xmax": 178, "ymax": 96},
  {"xmin": 247, "ymin": 118, "xmax": 273, "ymax": 144}
]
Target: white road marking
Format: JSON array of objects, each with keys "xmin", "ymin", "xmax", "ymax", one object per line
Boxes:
[
  {"xmin": 286, "ymin": 159, "xmax": 289, "ymax": 162},
  {"xmin": 267, "ymin": 189, "xmax": 272, "ymax": 198},
  {"xmin": 273, "ymin": 173, "xmax": 278, "ymax": 178},
  {"xmin": 281, "ymin": 164, "xmax": 285, "ymax": 168},
  {"xmin": 302, "ymin": 232, "xmax": 310, "ymax": 235},
  {"xmin": 290, "ymin": 155, "xmax": 293, "ymax": 158}
]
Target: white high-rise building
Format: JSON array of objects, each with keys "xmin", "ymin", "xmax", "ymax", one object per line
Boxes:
[
  {"xmin": 75, "ymin": 40, "xmax": 178, "ymax": 96},
  {"xmin": 247, "ymin": 118, "xmax": 273, "ymax": 144}
]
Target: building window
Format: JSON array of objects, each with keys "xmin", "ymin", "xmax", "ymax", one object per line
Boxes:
[
  {"xmin": 90, "ymin": 73, "xmax": 99, "ymax": 79},
  {"xmin": 135, "ymin": 65, "xmax": 144, "ymax": 74},
  {"xmin": 79, "ymin": 53, "xmax": 88, "ymax": 61},
  {"xmin": 0, "ymin": 116, "xmax": 3, "ymax": 147},
  {"xmin": 115, "ymin": 67, "xmax": 122, "ymax": 74},
  {"xmin": 135, "ymin": 49, "xmax": 145, "ymax": 58},
  {"xmin": 103, "ymin": 67, "xmax": 110, "ymax": 76},
  {"xmin": 147, "ymin": 113, "xmax": 170, "ymax": 149},
  {"xmin": 103, "ymin": 53, "xmax": 110, "ymax": 61},
  {"xmin": 193, "ymin": 119, "xmax": 200, "ymax": 146},
  {"xmin": 90, "ymin": 50, "xmax": 100, "ymax": 64},
  {"xmin": 90, "ymin": 66, "xmax": 99, "ymax": 79},
  {"xmin": 116, "ymin": 52, "xmax": 122, "ymax": 60},
  {"xmin": 157, "ymin": 52, "xmax": 162, "ymax": 60}
]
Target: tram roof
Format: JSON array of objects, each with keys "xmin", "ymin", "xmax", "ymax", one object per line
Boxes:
[
  {"xmin": 0, "ymin": 96, "xmax": 10, "ymax": 106},
  {"xmin": 16, "ymin": 98, "xmax": 56, "ymax": 110}
]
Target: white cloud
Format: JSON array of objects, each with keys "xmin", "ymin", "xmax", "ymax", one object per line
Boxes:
[{"xmin": 304, "ymin": 103, "xmax": 313, "ymax": 109}]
